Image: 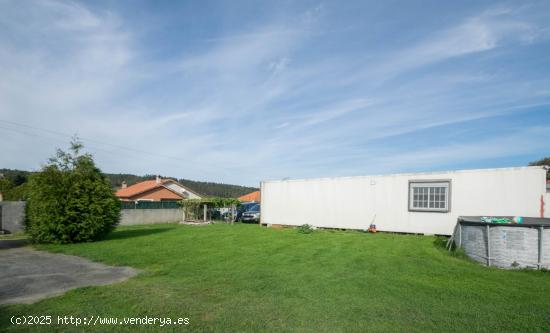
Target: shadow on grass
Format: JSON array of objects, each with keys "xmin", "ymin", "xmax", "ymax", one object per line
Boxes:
[{"xmin": 106, "ymin": 227, "xmax": 171, "ymax": 241}]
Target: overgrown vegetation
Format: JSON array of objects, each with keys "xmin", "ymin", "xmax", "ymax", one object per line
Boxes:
[
  {"xmin": 1, "ymin": 224, "xmax": 549, "ymax": 332},
  {"xmin": 297, "ymin": 224, "xmax": 315, "ymax": 234},
  {"xmin": 25, "ymin": 139, "xmax": 120, "ymax": 244},
  {"xmin": 1, "ymin": 169, "xmax": 258, "ymax": 199},
  {"xmin": 181, "ymin": 197, "xmax": 240, "ymax": 220},
  {"xmin": 0, "ymin": 170, "xmax": 30, "ymax": 200}
]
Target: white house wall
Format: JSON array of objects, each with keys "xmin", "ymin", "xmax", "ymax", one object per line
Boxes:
[{"xmin": 260, "ymin": 167, "xmax": 547, "ymax": 235}]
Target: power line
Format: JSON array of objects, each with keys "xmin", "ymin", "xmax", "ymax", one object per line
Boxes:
[
  {"xmin": 1, "ymin": 124, "xmax": 139, "ymax": 157},
  {"xmin": 0, "ymin": 119, "xmax": 190, "ymax": 163},
  {"xmin": 0, "ymin": 119, "xmax": 232, "ymax": 182},
  {"xmin": 0, "ymin": 124, "xmax": 194, "ymax": 171}
]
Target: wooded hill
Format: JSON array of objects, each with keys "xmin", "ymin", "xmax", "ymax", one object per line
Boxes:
[{"xmin": 0, "ymin": 169, "xmax": 258, "ymax": 199}]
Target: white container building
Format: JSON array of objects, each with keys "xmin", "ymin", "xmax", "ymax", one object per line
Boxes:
[{"xmin": 260, "ymin": 166, "xmax": 548, "ymax": 235}]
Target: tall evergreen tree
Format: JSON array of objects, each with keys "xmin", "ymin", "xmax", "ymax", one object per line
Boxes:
[{"xmin": 26, "ymin": 139, "xmax": 120, "ymax": 244}]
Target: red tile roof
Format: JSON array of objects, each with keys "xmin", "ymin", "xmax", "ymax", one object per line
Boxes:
[
  {"xmin": 238, "ymin": 190, "xmax": 260, "ymax": 202},
  {"xmin": 116, "ymin": 179, "xmax": 170, "ymax": 199}
]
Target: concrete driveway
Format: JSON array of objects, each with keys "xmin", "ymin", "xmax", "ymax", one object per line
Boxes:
[{"xmin": 0, "ymin": 242, "xmax": 139, "ymax": 306}]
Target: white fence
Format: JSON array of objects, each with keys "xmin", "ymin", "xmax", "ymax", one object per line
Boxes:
[{"xmin": 261, "ymin": 167, "xmax": 547, "ymax": 235}]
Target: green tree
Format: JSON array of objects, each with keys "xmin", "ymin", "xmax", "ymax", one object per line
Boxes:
[
  {"xmin": 529, "ymin": 157, "xmax": 550, "ymax": 180},
  {"xmin": 25, "ymin": 139, "xmax": 120, "ymax": 244},
  {"xmin": 0, "ymin": 177, "xmax": 14, "ymax": 200},
  {"xmin": 12, "ymin": 173, "xmax": 27, "ymax": 186},
  {"xmin": 0, "ymin": 177, "xmax": 29, "ymax": 200},
  {"xmin": 5, "ymin": 183, "xmax": 30, "ymax": 200}
]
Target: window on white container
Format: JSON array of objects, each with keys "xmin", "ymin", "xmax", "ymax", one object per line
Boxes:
[{"xmin": 409, "ymin": 181, "xmax": 450, "ymax": 212}]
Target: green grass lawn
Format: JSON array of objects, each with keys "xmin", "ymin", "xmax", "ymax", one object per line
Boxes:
[{"xmin": 1, "ymin": 223, "xmax": 549, "ymax": 332}]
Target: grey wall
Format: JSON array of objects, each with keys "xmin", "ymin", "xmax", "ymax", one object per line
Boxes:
[
  {"xmin": 460, "ymin": 225, "xmax": 487, "ymax": 265},
  {"xmin": 0, "ymin": 201, "xmax": 26, "ymax": 233},
  {"xmin": 0, "ymin": 203, "xmax": 182, "ymax": 232},
  {"xmin": 489, "ymin": 226, "xmax": 539, "ymax": 268},
  {"xmin": 456, "ymin": 223, "xmax": 549, "ymax": 269},
  {"xmin": 120, "ymin": 208, "xmax": 183, "ymax": 226}
]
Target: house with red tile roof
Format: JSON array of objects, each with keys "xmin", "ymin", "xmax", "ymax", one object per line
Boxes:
[
  {"xmin": 116, "ymin": 176, "xmax": 202, "ymax": 202},
  {"xmin": 238, "ymin": 190, "xmax": 260, "ymax": 202}
]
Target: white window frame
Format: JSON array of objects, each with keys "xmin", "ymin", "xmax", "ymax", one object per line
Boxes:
[{"xmin": 408, "ymin": 180, "xmax": 451, "ymax": 213}]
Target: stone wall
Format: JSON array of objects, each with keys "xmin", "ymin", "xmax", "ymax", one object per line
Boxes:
[{"xmin": 120, "ymin": 208, "xmax": 183, "ymax": 226}]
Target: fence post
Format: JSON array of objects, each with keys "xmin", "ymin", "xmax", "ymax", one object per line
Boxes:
[
  {"xmin": 203, "ymin": 204, "xmax": 207, "ymax": 222},
  {"xmin": 539, "ymin": 226, "xmax": 543, "ymax": 270},
  {"xmin": 486, "ymin": 224, "xmax": 491, "ymax": 267},
  {"xmin": 458, "ymin": 223, "xmax": 462, "ymax": 248}
]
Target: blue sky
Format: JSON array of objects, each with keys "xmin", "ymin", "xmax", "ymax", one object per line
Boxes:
[{"xmin": 0, "ymin": 0, "xmax": 549, "ymax": 186}]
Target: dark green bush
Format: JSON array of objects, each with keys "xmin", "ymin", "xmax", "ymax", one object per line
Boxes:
[
  {"xmin": 297, "ymin": 224, "xmax": 314, "ymax": 234},
  {"xmin": 26, "ymin": 140, "xmax": 120, "ymax": 244}
]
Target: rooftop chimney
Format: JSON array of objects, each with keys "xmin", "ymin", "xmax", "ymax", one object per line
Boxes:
[
  {"xmin": 156, "ymin": 175, "xmax": 161, "ymax": 184},
  {"xmin": 121, "ymin": 181, "xmax": 127, "ymax": 189}
]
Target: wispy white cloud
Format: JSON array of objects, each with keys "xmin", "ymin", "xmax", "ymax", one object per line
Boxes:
[
  {"xmin": 361, "ymin": 5, "xmax": 546, "ymax": 80},
  {"xmin": 302, "ymin": 98, "xmax": 374, "ymax": 126},
  {"xmin": 0, "ymin": 0, "xmax": 326, "ymax": 183},
  {"xmin": 0, "ymin": 0, "xmax": 134, "ymax": 116},
  {"xmin": 0, "ymin": 0, "xmax": 549, "ymax": 186},
  {"xmin": 361, "ymin": 125, "xmax": 550, "ymax": 173}
]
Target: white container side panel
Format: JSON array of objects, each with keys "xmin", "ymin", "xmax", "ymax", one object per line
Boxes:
[
  {"xmin": 261, "ymin": 167, "xmax": 547, "ymax": 235},
  {"xmin": 543, "ymin": 229, "xmax": 550, "ymax": 268}
]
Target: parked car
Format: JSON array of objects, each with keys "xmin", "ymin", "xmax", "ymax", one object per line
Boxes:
[
  {"xmin": 235, "ymin": 202, "xmax": 258, "ymax": 221},
  {"xmin": 241, "ymin": 204, "xmax": 260, "ymax": 223}
]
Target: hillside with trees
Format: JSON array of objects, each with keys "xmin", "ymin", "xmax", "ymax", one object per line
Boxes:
[{"xmin": 0, "ymin": 168, "xmax": 258, "ymax": 199}]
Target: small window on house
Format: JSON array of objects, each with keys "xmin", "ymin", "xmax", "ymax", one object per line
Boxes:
[{"xmin": 409, "ymin": 181, "xmax": 450, "ymax": 212}]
